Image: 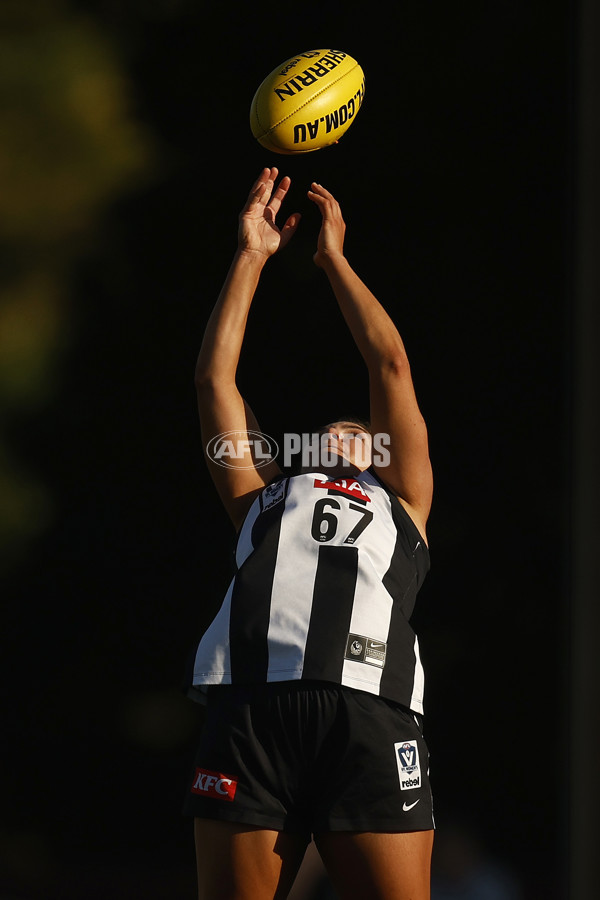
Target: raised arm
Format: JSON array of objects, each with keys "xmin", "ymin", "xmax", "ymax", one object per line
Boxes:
[
  {"xmin": 308, "ymin": 182, "xmax": 433, "ymax": 539},
  {"xmin": 195, "ymin": 168, "xmax": 300, "ymax": 530}
]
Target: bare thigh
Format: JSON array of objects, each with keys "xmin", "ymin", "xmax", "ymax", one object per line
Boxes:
[
  {"xmin": 314, "ymin": 830, "xmax": 434, "ymax": 900},
  {"xmin": 194, "ymin": 819, "xmax": 309, "ymax": 900}
]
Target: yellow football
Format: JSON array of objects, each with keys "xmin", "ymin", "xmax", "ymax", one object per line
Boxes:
[{"xmin": 250, "ymin": 49, "xmax": 365, "ymax": 154}]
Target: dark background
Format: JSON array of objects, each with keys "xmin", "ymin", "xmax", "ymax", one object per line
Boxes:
[{"xmin": 1, "ymin": 1, "xmax": 573, "ymax": 897}]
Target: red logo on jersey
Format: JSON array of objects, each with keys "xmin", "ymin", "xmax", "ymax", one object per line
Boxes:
[
  {"xmin": 191, "ymin": 768, "xmax": 238, "ymax": 801},
  {"xmin": 313, "ymin": 477, "xmax": 371, "ymax": 502}
]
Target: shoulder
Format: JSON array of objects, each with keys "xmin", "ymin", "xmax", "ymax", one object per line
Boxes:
[{"xmin": 363, "ymin": 467, "xmax": 429, "ymax": 549}]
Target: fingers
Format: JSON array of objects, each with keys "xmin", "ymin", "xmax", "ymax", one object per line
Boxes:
[
  {"xmin": 268, "ymin": 174, "xmax": 292, "ymax": 219},
  {"xmin": 246, "ymin": 172, "xmax": 339, "ymax": 220},
  {"xmin": 308, "ymin": 181, "xmax": 334, "ymax": 199},
  {"xmin": 246, "ymin": 173, "xmax": 339, "ymax": 213},
  {"xmin": 307, "ymin": 181, "xmax": 345, "ymax": 266},
  {"xmin": 279, "ymin": 212, "xmax": 302, "ymax": 249},
  {"xmin": 243, "ymin": 167, "xmax": 294, "ymax": 222},
  {"xmin": 242, "ymin": 167, "xmax": 278, "ymax": 213},
  {"xmin": 308, "ymin": 182, "xmax": 345, "ymax": 230},
  {"xmin": 239, "ymin": 171, "xmax": 343, "ymax": 259},
  {"xmin": 252, "ymin": 166, "xmax": 278, "ymax": 193},
  {"xmin": 307, "ymin": 181, "xmax": 342, "ymax": 214}
]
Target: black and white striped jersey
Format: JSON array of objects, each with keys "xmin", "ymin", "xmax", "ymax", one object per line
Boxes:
[{"xmin": 189, "ymin": 467, "xmax": 430, "ymax": 713}]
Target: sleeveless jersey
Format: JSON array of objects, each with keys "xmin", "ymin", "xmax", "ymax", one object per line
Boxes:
[{"xmin": 189, "ymin": 467, "xmax": 430, "ymax": 713}]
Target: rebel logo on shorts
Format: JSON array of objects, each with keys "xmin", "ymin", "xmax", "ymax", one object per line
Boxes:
[
  {"xmin": 394, "ymin": 740, "xmax": 422, "ymax": 791},
  {"xmin": 191, "ymin": 767, "xmax": 238, "ymax": 801}
]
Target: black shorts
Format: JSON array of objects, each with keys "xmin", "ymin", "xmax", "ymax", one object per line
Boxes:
[{"xmin": 182, "ymin": 681, "xmax": 434, "ymax": 836}]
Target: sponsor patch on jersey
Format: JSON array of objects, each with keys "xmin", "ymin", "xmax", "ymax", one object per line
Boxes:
[
  {"xmin": 261, "ymin": 479, "xmax": 287, "ymax": 511},
  {"xmin": 344, "ymin": 633, "xmax": 387, "ymax": 667},
  {"xmin": 394, "ymin": 740, "xmax": 422, "ymax": 791},
  {"xmin": 191, "ymin": 767, "xmax": 238, "ymax": 801},
  {"xmin": 313, "ymin": 477, "xmax": 371, "ymax": 503}
]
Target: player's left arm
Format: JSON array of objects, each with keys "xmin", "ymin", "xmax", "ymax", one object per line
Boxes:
[{"xmin": 308, "ymin": 182, "xmax": 433, "ymax": 539}]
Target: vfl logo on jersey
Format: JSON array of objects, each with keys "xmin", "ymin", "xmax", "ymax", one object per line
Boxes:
[
  {"xmin": 344, "ymin": 633, "xmax": 387, "ymax": 668},
  {"xmin": 313, "ymin": 476, "xmax": 371, "ymax": 503},
  {"xmin": 261, "ymin": 479, "xmax": 287, "ymax": 511},
  {"xmin": 394, "ymin": 741, "xmax": 422, "ymax": 791},
  {"xmin": 191, "ymin": 767, "xmax": 238, "ymax": 802}
]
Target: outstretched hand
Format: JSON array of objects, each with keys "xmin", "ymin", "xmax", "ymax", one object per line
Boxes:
[
  {"xmin": 308, "ymin": 182, "xmax": 346, "ymax": 268},
  {"xmin": 238, "ymin": 167, "xmax": 301, "ymax": 258}
]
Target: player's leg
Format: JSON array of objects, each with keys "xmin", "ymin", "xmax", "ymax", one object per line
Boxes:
[
  {"xmin": 194, "ymin": 818, "xmax": 309, "ymax": 900},
  {"xmin": 314, "ymin": 829, "xmax": 434, "ymax": 900}
]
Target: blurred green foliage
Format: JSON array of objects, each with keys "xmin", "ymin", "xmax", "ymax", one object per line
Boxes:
[{"xmin": 0, "ymin": 0, "xmax": 155, "ymax": 569}]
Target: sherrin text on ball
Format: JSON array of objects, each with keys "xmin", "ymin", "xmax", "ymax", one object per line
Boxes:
[{"xmin": 250, "ymin": 49, "xmax": 365, "ymax": 154}]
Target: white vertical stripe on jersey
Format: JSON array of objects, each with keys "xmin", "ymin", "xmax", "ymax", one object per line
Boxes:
[
  {"xmin": 341, "ymin": 482, "xmax": 397, "ymax": 694},
  {"xmin": 192, "ymin": 579, "xmax": 234, "ymax": 682},
  {"xmin": 266, "ymin": 478, "xmax": 320, "ymax": 679},
  {"xmin": 340, "ymin": 658, "xmax": 382, "ymax": 695},
  {"xmin": 409, "ymin": 635, "xmax": 425, "ymax": 714}
]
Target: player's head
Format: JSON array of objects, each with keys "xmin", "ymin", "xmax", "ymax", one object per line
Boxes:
[{"xmin": 317, "ymin": 417, "xmax": 372, "ymax": 471}]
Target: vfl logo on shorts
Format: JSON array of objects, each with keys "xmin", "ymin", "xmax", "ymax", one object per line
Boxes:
[
  {"xmin": 394, "ymin": 740, "xmax": 422, "ymax": 791},
  {"xmin": 191, "ymin": 767, "xmax": 238, "ymax": 802}
]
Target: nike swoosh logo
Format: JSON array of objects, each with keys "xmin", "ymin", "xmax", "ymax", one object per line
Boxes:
[{"xmin": 402, "ymin": 799, "xmax": 421, "ymax": 812}]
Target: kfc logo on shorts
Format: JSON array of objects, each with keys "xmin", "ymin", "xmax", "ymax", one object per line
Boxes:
[
  {"xmin": 394, "ymin": 740, "xmax": 422, "ymax": 791},
  {"xmin": 191, "ymin": 767, "xmax": 238, "ymax": 801}
]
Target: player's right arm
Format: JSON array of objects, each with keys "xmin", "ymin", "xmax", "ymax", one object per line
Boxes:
[
  {"xmin": 195, "ymin": 168, "xmax": 300, "ymax": 531},
  {"xmin": 308, "ymin": 182, "xmax": 433, "ymax": 541}
]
